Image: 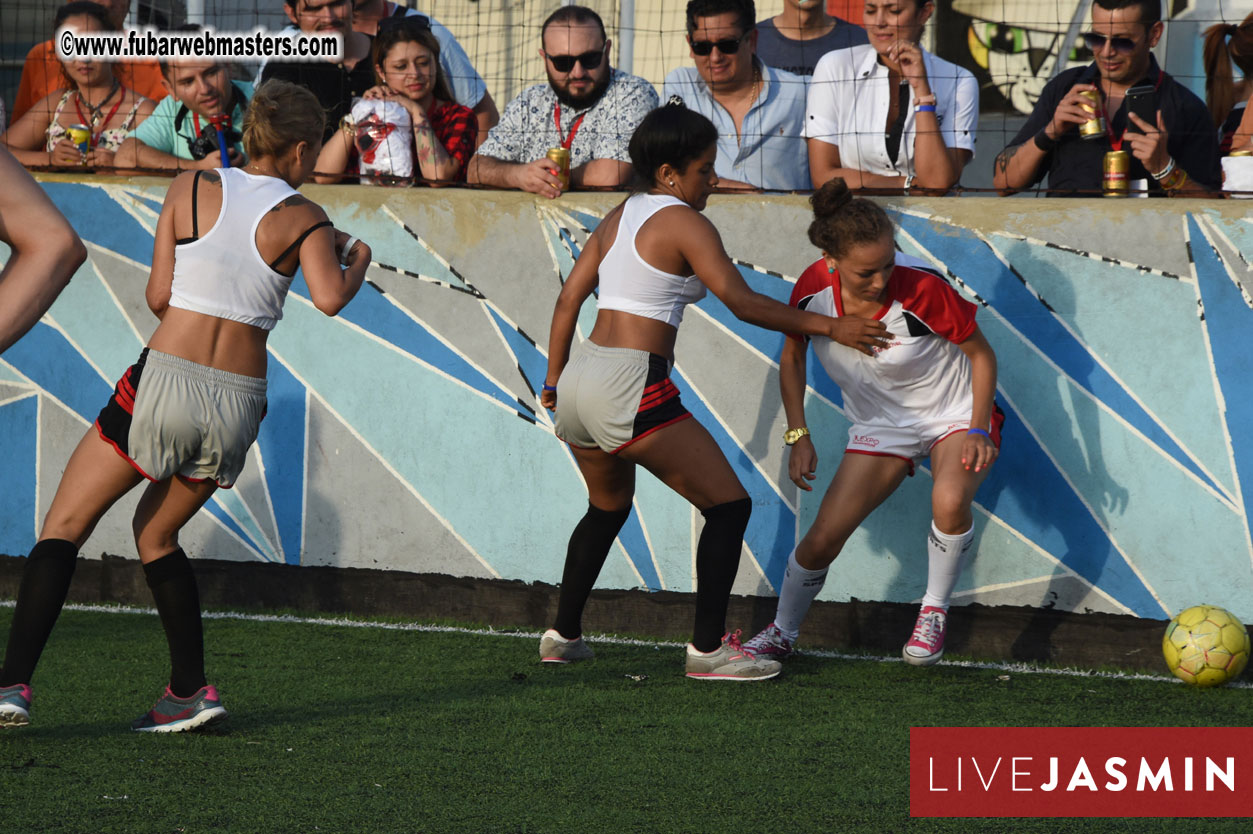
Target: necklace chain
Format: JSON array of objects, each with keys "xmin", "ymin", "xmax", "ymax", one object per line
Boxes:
[{"xmin": 77, "ymin": 79, "xmax": 120, "ymax": 125}]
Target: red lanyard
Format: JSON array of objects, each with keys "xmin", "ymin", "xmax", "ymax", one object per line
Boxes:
[
  {"xmin": 1102, "ymin": 70, "xmax": 1166, "ymax": 151},
  {"xmin": 74, "ymin": 89, "xmax": 123, "ymax": 146},
  {"xmin": 553, "ymin": 102, "xmax": 587, "ymax": 150}
]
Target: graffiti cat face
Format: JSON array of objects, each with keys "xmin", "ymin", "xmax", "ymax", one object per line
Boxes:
[{"xmin": 965, "ymin": 19, "xmax": 1093, "ymax": 112}]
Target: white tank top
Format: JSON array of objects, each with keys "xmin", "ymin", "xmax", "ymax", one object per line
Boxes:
[
  {"xmin": 597, "ymin": 193, "xmax": 707, "ymax": 328},
  {"xmin": 168, "ymin": 168, "xmax": 304, "ymax": 331}
]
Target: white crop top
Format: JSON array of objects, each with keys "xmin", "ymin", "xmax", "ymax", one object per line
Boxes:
[
  {"xmin": 168, "ymin": 168, "xmax": 309, "ymax": 331},
  {"xmin": 597, "ymin": 193, "xmax": 707, "ymax": 328}
]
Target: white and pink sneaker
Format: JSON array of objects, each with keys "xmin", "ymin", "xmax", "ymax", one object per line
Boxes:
[
  {"xmin": 903, "ymin": 606, "xmax": 947, "ymax": 666},
  {"xmin": 743, "ymin": 623, "xmax": 795, "ymax": 660}
]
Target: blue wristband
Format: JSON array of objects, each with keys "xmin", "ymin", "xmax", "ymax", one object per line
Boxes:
[
  {"xmin": 967, "ymin": 427, "xmax": 991, "ymax": 439},
  {"xmin": 915, "ymin": 104, "xmax": 937, "ymax": 113},
  {"xmin": 542, "ymin": 384, "xmax": 557, "ymax": 393}
]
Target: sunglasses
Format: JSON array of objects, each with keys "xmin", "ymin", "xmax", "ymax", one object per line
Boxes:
[
  {"xmin": 689, "ymin": 30, "xmax": 750, "ymax": 56},
  {"xmin": 1081, "ymin": 32, "xmax": 1138, "ymax": 54},
  {"xmin": 545, "ymin": 49, "xmax": 604, "ymax": 72},
  {"xmin": 378, "ymin": 14, "xmax": 432, "ymax": 34}
]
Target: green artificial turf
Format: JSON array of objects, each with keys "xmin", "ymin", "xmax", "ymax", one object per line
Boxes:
[{"xmin": 1, "ymin": 606, "xmax": 1250, "ymax": 834}]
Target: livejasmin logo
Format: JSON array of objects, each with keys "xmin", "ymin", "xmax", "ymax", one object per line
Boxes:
[
  {"xmin": 927, "ymin": 754, "xmax": 1235, "ymax": 793},
  {"xmin": 910, "ymin": 727, "xmax": 1253, "ymax": 818}
]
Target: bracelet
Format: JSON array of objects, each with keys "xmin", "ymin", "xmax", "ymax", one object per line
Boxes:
[
  {"xmin": 967, "ymin": 427, "xmax": 991, "ymax": 439},
  {"xmin": 1160, "ymin": 167, "xmax": 1188, "ymax": 192},
  {"xmin": 340, "ymin": 117, "xmax": 355, "ymax": 140},
  {"xmin": 542, "ymin": 384, "xmax": 557, "ymax": 393},
  {"xmin": 339, "ymin": 235, "xmax": 358, "ymax": 266},
  {"xmin": 1151, "ymin": 157, "xmax": 1176, "ymax": 181},
  {"xmin": 1033, "ymin": 130, "xmax": 1058, "ymax": 152},
  {"xmin": 915, "ymin": 104, "xmax": 937, "ymax": 114}
]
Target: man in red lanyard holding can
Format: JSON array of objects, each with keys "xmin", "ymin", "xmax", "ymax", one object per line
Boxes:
[
  {"xmin": 992, "ymin": 0, "xmax": 1220, "ymax": 197},
  {"xmin": 467, "ymin": 5, "xmax": 659, "ymax": 198}
]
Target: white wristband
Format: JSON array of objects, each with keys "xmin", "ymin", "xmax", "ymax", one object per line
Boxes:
[{"xmin": 339, "ymin": 235, "xmax": 358, "ymax": 266}]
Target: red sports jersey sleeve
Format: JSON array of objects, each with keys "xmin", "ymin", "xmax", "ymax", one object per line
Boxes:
[
  {"xmin": 786, "ymin": 260, "xmax": 831, "ymax": 342},
  {"xmin": 888, "ymin": 266, "xmax": 977, "ymax": 344}
]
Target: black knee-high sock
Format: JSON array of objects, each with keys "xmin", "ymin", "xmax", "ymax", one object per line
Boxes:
[
  {"xmin": 0, "ymin": 539, "xmax": 79, "ymax": 687},
  {"xmin": 692, "ymin": 498, "xmax": 752, "ymax": 653},
  {"xmin": 143, "ymin": 549, "xmax": 206, "ymax": 698},
  {"xmin": 552, "ymin": 503, "xmax": 632, "ymax": 639}
]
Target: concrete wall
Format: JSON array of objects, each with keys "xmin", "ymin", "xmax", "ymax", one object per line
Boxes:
[{"xmin": 1, "ymin": 177, "xmax": 1251, "ymax": 627}]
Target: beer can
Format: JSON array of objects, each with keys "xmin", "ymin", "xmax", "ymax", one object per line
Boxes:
[
  {"xmin": 1078, "ymin": 90, "xmax": 1105, "ymax": 141},
  {"xmin": 1228, "ymin": 149, "xmax": 1253, "ymax": 157},
  {"xmin": 1103, "ymin": 150, "xmax": 1130, "ymax": 197},
  {"xmin": 546, "ymin": 147, "xmax": 570, "ymax": 191},
  {"xmin": 66, "ymin": 124, "xmax": 92, "ymax": 154}
]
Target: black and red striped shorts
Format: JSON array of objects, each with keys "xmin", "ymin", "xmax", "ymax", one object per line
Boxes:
[{"xmin": 553, "ymin": 341, "xmax": 691, "ymax": 454}]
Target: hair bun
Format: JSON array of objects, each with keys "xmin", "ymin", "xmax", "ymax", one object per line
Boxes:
[{"xmin": 810, "ymin": 177, "xmax": 853, "ymax": 219}]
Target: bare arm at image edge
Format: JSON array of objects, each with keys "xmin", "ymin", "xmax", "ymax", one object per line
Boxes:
[{"xmin": 0, "ymin": 146, "xmax": 86, "ymax": 353}]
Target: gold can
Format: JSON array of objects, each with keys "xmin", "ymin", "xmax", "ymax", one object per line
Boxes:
[
  {"xmin": 1078, "ymin": 90, "xmax": 1106, "ymax": 141},
  {"xmin": 1103, "ymin": 150, "xmax": 1130, "ymax": 197},
  {"xmin": 546, "ymin": 147, "xmax": 570, "ymax": 191},
  {"xmin": 1228, "ymin": 149, "xmax": 1253, "ymax": 157},
  {"xmin": 66, "ymin": 123, "xmax": 92, "ymax": 154}
]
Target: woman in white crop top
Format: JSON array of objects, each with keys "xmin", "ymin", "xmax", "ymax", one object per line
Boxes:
[
  {"xmin": 0, "ymin": 81, "xmax": 371, "ymax": 734},
  {"xmin": 535, "ymin": 102, "xmax": 896, "ymax": 680}
]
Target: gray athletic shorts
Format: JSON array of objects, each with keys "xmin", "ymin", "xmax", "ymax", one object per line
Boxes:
[
  {"xmin": 95, "ymin": 348, "xmax": 267, "ymax": 488},
  {"xmin": 554, "ymin": 341, "xmax": 690, "ymax": 454}
]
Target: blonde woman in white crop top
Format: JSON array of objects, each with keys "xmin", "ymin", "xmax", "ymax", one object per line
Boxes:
[
  {"xmin": 0, "ymin": 81, "xmax": 371, "ymax": 734},
  {"xmin": 535, "ymin": 103, "xmax": 894, "ymax": 681}
]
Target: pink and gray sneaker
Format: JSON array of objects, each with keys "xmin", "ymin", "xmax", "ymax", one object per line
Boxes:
[
  {"xmin": 903, "ymin": 606, "xmax": 947, "ymax": 666},
  {"xmin": 132, "ymin": 684, "xmax": 227, "ymax": 733},
  {"xmin": 0, "ymin": 683, "xmax": 32, "ymax": 728},
  {"xmin": 743, "ymin": 623, "xmax": 795, "ymax": 660}
]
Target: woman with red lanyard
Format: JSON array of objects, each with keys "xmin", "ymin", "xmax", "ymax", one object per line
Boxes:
[
  {"xmin": 744, "ymin": 177, "xmax": 1001, "ymax": 667},
  {"xmin": 315, "ymin": 15, "xmax": 476, "ymax": 184},
  {"xmin": 1, "ymin": 2, "xmax": 154, "ymax": 170}
]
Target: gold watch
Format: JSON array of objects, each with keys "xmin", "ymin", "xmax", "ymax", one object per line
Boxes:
[{"xmin": 783, "ymin": 427, "xmax": 810, "ymax": 446}]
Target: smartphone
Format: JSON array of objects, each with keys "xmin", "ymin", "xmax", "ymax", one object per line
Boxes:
[{"xmin": 1125, "ymin": 85, "xmax": 1157, "ymax": 133}]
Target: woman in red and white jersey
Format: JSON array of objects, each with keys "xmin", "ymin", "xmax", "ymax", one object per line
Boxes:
[{"xmin": 745, "ymin": 177, "xmax": 1001, "ymax": 667}]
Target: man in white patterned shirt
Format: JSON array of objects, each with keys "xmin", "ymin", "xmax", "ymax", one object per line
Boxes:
[{"xmin": 467, "ymin": 5, "xmax": 659, "ymax": 198}]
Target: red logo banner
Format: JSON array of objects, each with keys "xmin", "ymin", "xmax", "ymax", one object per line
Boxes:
[{"xmin": 910, "ymin": 727, "xmax": 1253, "ymax": 817}]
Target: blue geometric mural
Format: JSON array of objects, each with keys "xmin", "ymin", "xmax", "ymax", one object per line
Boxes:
[{"xmin": 2, "ymin": 180, "xmax": 1251, "ymax": 623}]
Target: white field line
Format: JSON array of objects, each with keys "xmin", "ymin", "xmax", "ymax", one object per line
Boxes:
[{"xmin": 6, "ymin": 600, "xmax": 1246, "ymax": 689}]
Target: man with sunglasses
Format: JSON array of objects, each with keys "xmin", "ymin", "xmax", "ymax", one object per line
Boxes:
[
  {"xmin": 351, "ymin": 0, "xmax": 499, "ymax": 144},
  {"xmin": 261, "ymin": 0, "xmax": 377, "ymax": 143},
  {"xmin": 662, "ymin": 0, "xmax": 810, "ymax": 191},
  {"xmin": 993, "ymin": 0, "xmax": 1219, "ymax": 196},
  {"xmin": 116, "ymin": 43, "xmax": 252, "ymax": 172},
  {"xmin": 467, "ymin": 5, "xmax": 658, "ymax": 198}
]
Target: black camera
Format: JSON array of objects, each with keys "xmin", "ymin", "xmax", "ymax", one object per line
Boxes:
[{"xmin": 187, "ymin": 122, "xmax": 242, "ymax": 160}]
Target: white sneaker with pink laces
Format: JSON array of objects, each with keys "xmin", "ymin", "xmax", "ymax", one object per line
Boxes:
[{"xmin": 903, "ymin": 606, "xmax": 947, "ymax": 666}]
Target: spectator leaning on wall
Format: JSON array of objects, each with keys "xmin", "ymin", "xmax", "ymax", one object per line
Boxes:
[
  {"xmin": 663, "ymin": 0, "xmax": 810, "ymax": 192},
  {"xmin": 261, "ymin": 0, "xmax": 376, "ymax": 144},
  {"xmin": 351, "ymin": 0, "xmax": 499, "ymax": 144},
  {"xmin": 993, "ymin": 0, "xmax": 1220, "ymax": 196},
  {"xmin": 755, "ymin": 0, "xmax": 868, "ymax": 77},
  {"xmin": 11, "ymin": 0, "xmax": 167, "ymax": 123},
  {"xmin": 116, "ymin": 46, "xmax": 252, "ymax": 172},
  {"xmin": 804, "ymin": 0, "xmax": 976, "ymax": 194},
  {"xmin": 466, "ymin": 5, "xmax": 659, "ymax": 198}
]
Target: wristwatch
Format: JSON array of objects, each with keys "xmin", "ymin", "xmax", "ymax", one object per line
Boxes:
[{"xmin": 783, "ymin": 427, "xmax": 810, "ymax": 446}]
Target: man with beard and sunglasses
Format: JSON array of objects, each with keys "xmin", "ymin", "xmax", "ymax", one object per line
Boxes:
[
  {"xmin": 663, "ymin": 0, "xmax": 810, "ymax": 192},
  {"xmin": 993, "ymin": 0, "xmax": 1219, "ymax": 197},
  {"xmin": 467, "ymin": 5, "xmax": 658, "ymax": 198}
]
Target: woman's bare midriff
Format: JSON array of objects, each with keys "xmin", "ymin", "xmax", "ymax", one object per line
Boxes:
[{"xmin": 146, "ymin": 307, "xmax": 269, "ymax": 378}]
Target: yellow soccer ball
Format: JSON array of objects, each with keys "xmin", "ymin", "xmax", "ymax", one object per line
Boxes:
[{"xmin": 1163, "ymin": 605, "xmax": 1250, "ymax": 687}]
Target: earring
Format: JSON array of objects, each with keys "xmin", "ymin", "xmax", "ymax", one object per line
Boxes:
[
  {"xmin": 668, "ymin": 180, "xmax": 675, "ymax": 186},
  {"xmin": 828, "ymin": 266, "xmax": 835, "ymax": 274}
]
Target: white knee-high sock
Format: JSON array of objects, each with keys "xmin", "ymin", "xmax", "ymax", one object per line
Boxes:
[
  {"xmin": 921, "ymin": 522, "xmax": 975, "ymax": 611},
  {"xmin": 774, "ymin": 548, "xmax": 829, "ymax": 642}
]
